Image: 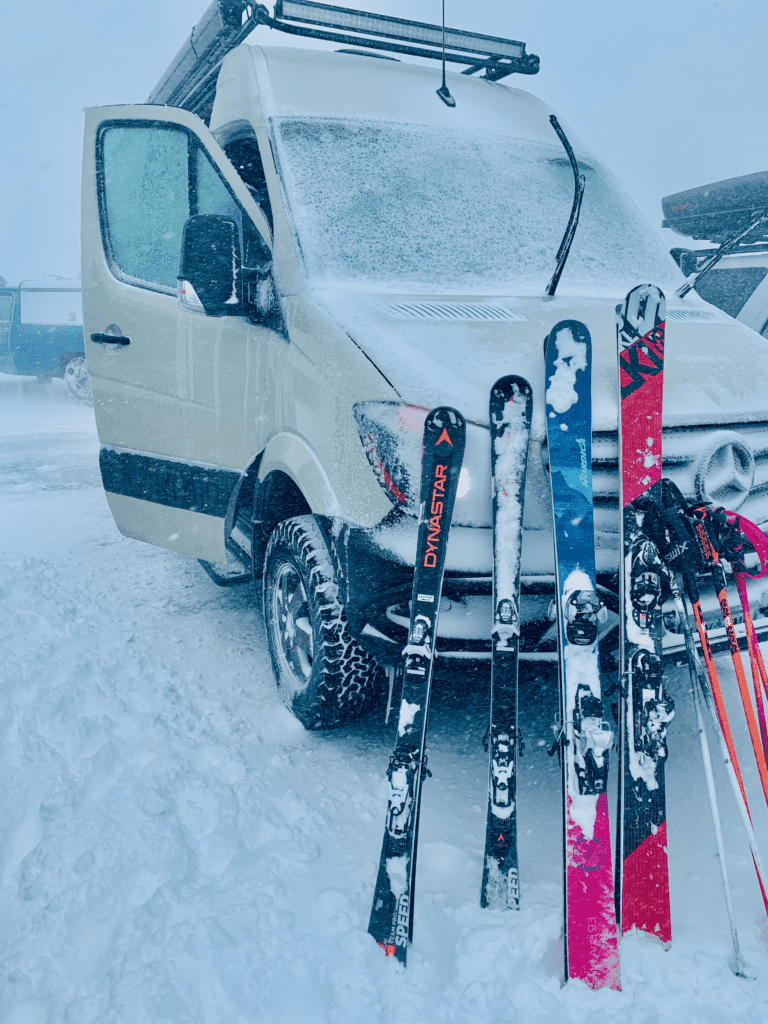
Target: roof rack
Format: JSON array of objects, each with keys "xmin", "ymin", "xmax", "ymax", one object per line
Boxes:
[{"xmin": 148, "ymin": 0, "xmax": 539, "ymax": 119}]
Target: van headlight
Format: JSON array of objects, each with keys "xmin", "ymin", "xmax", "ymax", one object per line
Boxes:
[{"xmin": 353, "ymin": 402, "xmax": 492, "ymax": 527}]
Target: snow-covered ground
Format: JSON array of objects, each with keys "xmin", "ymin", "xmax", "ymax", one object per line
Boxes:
[{"xmin": 2, "ymin": 374, "xmax": 768, "ymax": 1023}]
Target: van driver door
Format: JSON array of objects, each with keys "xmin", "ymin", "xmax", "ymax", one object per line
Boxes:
[{"xmin": 82, "ymin": 104, "xmax": 275, "ymax": 564}]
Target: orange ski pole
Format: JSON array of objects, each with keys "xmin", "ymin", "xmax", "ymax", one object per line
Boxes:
[
  {"xmin": 735, "ymin": 572, "xmax": 768, "ymax": 759},
  {"xmin": 718, "ymin": 509, "xmax": 768, "ymax": 757},
  {"xmin": 690, "ymin": 515, "xmax": 768, "ymax": 812},
  {"xmin": 670, "ymin": 570, "xmax": 768, "ymax": 924},
  {"xmin": 683, "ymin": 590, "xmax": 768, "ymax": 917}
]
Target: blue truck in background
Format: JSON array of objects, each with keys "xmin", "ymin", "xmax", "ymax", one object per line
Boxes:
[{"xmin": 0, "ymin": 281, "xmax": 92, "ymax": 403}]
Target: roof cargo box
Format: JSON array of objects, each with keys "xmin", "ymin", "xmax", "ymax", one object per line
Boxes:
[{"xmin": 662, "ymin": 170, "xmax": 768, "ymax": 244}]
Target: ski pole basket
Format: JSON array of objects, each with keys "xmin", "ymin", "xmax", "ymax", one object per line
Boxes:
[{"xmin": 148, "ymin": 0, "xmax": 539, "ymax": 120}]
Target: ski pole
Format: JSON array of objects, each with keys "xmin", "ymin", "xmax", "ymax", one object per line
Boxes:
[
  {"xmin": 691, "ymin": 653, "xmax": 746, "ymax": 976},
  {"xmin": 734, "ymin": 571, "xmax": 768, "ymax": 760},
  {"xmin": 690, "ymin": 511, "xmax": 768, "ymax": 809},
  {"xmin": 717, "ymin": 509, "xmax": 768, "ymax": 758},
  {"xmin": 669, "ymin": 572, "xmax": 768, "ymax": 916},
  {"xmin": 668, "ymin": 572, "xmax": 768, "ymax": 919},
  {"xmin": 670, "ymin": 572, "xmax": 747, "ymax": 970}
]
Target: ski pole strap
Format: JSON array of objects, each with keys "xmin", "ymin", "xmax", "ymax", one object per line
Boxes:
[
  {"xmin": 642, "ymin": 479, "xmax": 709, "ymax": 584},
  {"xmin": 719, "ymin": 509, "xmax": 768, "ymax": 580},
  {"xmin": 706, "ymin": 507, "xmax": 749, "ymax": 573}
]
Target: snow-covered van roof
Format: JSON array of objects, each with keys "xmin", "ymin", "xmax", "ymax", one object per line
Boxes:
[{"xmin": 210, "ymin": 44, "xmax": 564, "ymax": 143}]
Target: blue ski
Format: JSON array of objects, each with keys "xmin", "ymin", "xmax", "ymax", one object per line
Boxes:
[{"xmin": 545, "ymin": 320, "xmax": 620, "ymax": 990}]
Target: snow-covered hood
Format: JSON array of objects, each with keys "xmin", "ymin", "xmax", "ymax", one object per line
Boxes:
[{"xmin": 312, "ymin": 289, "xmax": 768, "ymax": 436}]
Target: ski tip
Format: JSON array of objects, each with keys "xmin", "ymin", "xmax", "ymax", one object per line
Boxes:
[
  {"xmin": 545, "ymin": 319, "xmax": 591, "ymax": 361},
  {"xmin": 490, "ymin": 375, "xmax": 533, "ymax": 402},
  {"xmin": 624, "ymin": 282, "xmax": 666, "ymax": 299},
  {"xmin": 426, "ymin": 406, "xmax": 465, "ymax": 431},
  {"xmin": 616, "ymin": 283, "xmax": 667, "ymax": 341},
  {"xmin": 425, "ymin": 407, "xmax": 466, "ymax": 453}
]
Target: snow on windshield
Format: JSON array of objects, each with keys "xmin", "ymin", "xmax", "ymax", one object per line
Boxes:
[{"xmin": 271, "ymin": 118, "xmax": 681, "ymax": 295}]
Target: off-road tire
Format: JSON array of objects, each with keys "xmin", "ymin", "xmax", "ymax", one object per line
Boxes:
[{"xmin": 263, "ymin": 515, "xmax": 384, "ymax": 729}]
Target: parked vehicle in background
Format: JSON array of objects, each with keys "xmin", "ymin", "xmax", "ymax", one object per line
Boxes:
[
  {"xmin": 82, "ymin": 0, "xmax": 768, "ymax": 729},
  {"xmin": 0, "ymin": 282, "xmax": 92, "ymax": 403},
  {"xmin": 663, "ymin": 170, "xmax": 768, "ymax": 338}
]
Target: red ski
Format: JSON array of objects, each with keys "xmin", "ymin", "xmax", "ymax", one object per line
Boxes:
[{"xmin": 615, "ymin": 284, "xmax": 674, "ymax": 945}]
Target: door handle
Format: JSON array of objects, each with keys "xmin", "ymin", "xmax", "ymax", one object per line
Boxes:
[{"xmin": 91, "ymin": 332, "xmax": 130, "ymax": 346}]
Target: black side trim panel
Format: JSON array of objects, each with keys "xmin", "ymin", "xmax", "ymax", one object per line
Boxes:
[{"xmin": 100, "ymin": 447, "xmax": 241, "ymax": 517}]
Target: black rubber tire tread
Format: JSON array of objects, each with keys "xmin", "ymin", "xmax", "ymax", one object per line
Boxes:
[{"xmin": 263, "ymin": 515, "xmax": 384, "ymax": 729}]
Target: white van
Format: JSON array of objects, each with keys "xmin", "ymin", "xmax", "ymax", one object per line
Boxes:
[{"xmin": 82, "ymin": 1, "xmax": 768, "ymax": 727}]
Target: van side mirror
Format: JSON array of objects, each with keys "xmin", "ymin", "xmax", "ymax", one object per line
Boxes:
[{"xmin": 178, "ymin": 214, "xmax": 241, "ymax": 316}]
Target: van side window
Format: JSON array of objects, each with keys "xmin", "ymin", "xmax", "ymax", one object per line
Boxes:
[
  {"xmin": 224, "ymin": 138, "xmax": 273, "ymax": 233},
  {"xmin": 0, "ymin": 294, "xmax": 13, "ymax": 321},
  {"xmin": 100, "ymin": 126, "xmax": 189, "ymax": 292},
  {"xmin": 196, "ymin": 149, "xmax": 241, "ymax": 223}
]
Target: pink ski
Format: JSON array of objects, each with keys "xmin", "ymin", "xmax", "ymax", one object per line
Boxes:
[
  {"xmin": 566, "ymin": 792, "xmax": 621, "ymax": 988},
  {"xmin": 546, "ymin": 320, "xmax": 621, "ymax": 990},
  {"xmin": 615, "ymin": 283, "xmax": 673, "ymax": 946}
]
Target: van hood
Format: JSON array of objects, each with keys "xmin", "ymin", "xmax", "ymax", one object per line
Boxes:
[{"xmin": 312, "ymin": 289, "xmax": 768, "ymax": 438}]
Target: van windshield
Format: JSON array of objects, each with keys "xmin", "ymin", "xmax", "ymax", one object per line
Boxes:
[{"xmin": 271, "ymin": 117, "xmax": 681, "ymax": 296}]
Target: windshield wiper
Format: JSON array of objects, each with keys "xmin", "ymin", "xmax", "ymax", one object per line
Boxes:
[
  {"xmin": 545, "ymin": 116, "xmax": 586, "ymax": 298},
  {"xmin": 676, "ymin": 207, "xmax": 768, "ymax": 299}
]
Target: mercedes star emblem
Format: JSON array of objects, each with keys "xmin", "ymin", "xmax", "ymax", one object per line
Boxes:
[{"xmin": 695, "ymin": 433, "xmax": 755, "ymax": 511}]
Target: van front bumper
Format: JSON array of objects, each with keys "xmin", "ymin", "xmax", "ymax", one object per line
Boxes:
[{"xmin": 321, "ymin": 512, "xmax": 768, "ymax": 674}]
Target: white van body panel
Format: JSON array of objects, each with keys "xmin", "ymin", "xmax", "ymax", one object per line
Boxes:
[{"xmin": 105, "ymin": 492, "xmax": 227, "ymax": 563}]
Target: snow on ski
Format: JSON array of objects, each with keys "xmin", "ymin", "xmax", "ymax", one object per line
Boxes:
[
  {"xmin": 481, "ymin": 376, "xmax": 532, "ymax": 911},
  {"xmin": 615, "ymin": 284, "xmax": 675, "ymax": 946},
  {"xmin": 545, "ymin": 320, "xmax": 621, "ymax": 990},
  {"xmin": 368, "ymin": 407, "xmax": 466, "ymax": 965}
]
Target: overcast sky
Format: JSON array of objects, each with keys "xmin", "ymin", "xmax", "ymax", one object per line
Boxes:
[{"xmin": 1, "ymin": 0, "xmax": 766, "ymax": 285}]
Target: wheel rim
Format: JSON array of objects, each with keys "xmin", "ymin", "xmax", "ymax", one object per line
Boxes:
[
  {"xmin": 271, "ymin": 561, "xmax": 314, "ymax": 692},
  {"xmin": 65, "ymin": 357, "xmax": 93, "ymax": 402}
]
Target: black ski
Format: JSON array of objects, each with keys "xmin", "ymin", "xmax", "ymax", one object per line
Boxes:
[
  {"xmin": 481, "ymin": 376, "xmax": 532, "ymax": 909},
  {"xmin": 368, "ymin": 407, "xmax": 466, "ymax": 965}
]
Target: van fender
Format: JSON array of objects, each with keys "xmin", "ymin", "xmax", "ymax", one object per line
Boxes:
[{"xmin": 257, "ymin": 432, "xmax": 341, "ymax": 517}]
